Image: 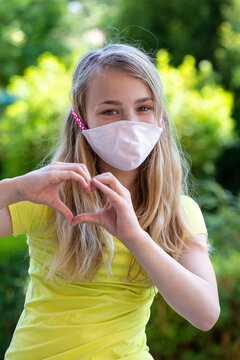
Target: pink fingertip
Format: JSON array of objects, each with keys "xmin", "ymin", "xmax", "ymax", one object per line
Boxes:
[
  {"xmin": 82, "ymin": 184, "xmax": 89, "ymax": 191},
  {"xmin": 71, "ymin": 219, "xmax": 79, "ymax": 227},
  {"xmin": 90, "ymin": 177, "xmax": 99, "ymax": 188},
  {"xmin": 82, "ymin": 187, "xmax": 90, "ymax": 193},
  {"xmin": 82, "ymin": 179, "xmax": 88, "ymax": 187},
  {"xmin": 91, "ymin": 177, "xmax": 101, "ymax": 184}
]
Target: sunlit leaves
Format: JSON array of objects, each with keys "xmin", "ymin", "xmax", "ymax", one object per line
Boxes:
[
  {"xmin": 0, "ymin": 53, "xmax": 73, "ymax": 178},
  {"xmin": 157, "ymin": 49, "xmax": 235, "ymax": 177}
]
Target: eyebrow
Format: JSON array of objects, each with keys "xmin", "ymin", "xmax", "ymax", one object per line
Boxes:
[{"xmin": 97, "ymin": 97, "xmax": 153, "ymax": 106}]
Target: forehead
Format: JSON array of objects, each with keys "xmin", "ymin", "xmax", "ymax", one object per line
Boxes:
[{"xmin": 85, "ymin": 68, "xmax": 153, "ymax": 104}]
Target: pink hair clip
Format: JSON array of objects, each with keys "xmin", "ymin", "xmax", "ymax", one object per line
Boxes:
[{"xmin": 72, "ymin": 106, "xmax": 87, "ymax": 131}]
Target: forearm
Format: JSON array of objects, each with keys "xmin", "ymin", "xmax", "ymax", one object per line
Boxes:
[
  {"xmin": 127, "ymin": 230, "xmax": 220, "ymax": 331},
  {"xmin": 0, "ymin": 177, "xmax": 23, "ymax": 209}
]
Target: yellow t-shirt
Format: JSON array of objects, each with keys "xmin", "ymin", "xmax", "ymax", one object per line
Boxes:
[{"xmin": 5, "ymin": 196, "xmax": 207, "ymax": 360}]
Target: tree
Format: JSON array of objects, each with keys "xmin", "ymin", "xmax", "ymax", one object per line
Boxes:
[
  {"xmin": 0, "ymin": 53, "xmax": 72, "ymax": 178},
  {"xmin": 0, "ymin": 0, "xmax": 69, "ymax": 86},
  {"xmin": 99, "ymin": 0, "xmax": 225, "ymax": 66},
  {"xmin": 156, "ymin": 50, "xmax": 235, "ymax": 178}
]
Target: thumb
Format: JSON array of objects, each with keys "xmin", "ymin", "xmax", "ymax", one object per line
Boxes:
[
  {"xmin": 51, "ymin": 199, "xmax": 74, "ymax": 225},
  {"xmin": 71, "ymin": 212, "xmax": 101, "ymax": 227}
]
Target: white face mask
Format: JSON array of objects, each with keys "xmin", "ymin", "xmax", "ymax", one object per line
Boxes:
[{"xmin": 72, "ymin": 107, "xmax": 163, "ymax": 171}]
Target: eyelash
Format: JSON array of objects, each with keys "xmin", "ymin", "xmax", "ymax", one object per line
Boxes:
[
  {"xmin": 102, "ymin": 106, "xmax": 152, "ymax": 115},
  {"xmin": 138, "ymin": 106, "xmax": 151, "ymax": 112},
  {"xmin": 103, "ymin": 109, "xmax": 118, "ymax": 115}
]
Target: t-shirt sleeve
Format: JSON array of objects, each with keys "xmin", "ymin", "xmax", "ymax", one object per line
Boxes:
[
  {"xmin": 8, "ymin": 201, "xmax": 55, "ymax": 237},
  {"xmin": 181, "ymin": 196, "xmax": 208, "ymax": 236}
]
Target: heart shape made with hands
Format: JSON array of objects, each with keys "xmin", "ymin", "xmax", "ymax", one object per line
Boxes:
[
  {"xmin": 65, "ymin": 176, "xmax": 113, "ymax": 228},
  {"xmin": 59, "ymin": 173, "xmax": 141, "ymax": 244}
]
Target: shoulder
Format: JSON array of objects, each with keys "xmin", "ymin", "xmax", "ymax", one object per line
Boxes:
[
  {"xmin": 180, "ymin": 195, "xmax": 205, "ymax": 215},
  {"xmin": 181, "ymin": 195, "xmax": 199, "ymax": 208},
  {"xmin": 9, "ymin": 200, "xmax": 54, "ymax": 217},
  {"xmin": 8, "ymin": 201, "xmax": 55, "ymax": 236},
  {"xmin": 180, "ymin": 195, "xmax": 208, "ymax": 236}
]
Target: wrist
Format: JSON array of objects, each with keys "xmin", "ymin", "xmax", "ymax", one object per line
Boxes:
[
  {"xmin": 0, "ymin": 177, "xmax": 22, "ymax": 208},
  {"xmin": 12, "ymin": 175, "xmax": 28, "ymax": 202},
  {"xmin": 123, "ymin": 227, "xmax": 149, "ymax": 250},
  {"xmin": 6, "ymin": 176, "xmax": 25, "ymax": 203}
]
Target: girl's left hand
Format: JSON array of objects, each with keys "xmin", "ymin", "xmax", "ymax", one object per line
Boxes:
[{"xmin": 71, "ymin": 172, "xmax": 144, "ymax": 245}]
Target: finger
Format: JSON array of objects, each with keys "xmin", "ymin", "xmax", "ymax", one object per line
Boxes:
[
  {"xmin": 75, "ymin": 163, "xmax": 92, "ymax": 183},
  {"xmin": 71, "ymin": 212, "xmax": 101, "ymax": 227},
  {"xmin": 52, "ymin": 163, "xmax": 92, "ymax": 186},
  {"xmin": 104, "ymin": 198, "xmax": 111, "ymax": 209},
  {"xmin": 51, "ymin": 199, "xmax": 74, "ymax": 225},
  {"xmin": 93, "ymin": 173, "xmax": 127, "ymax": 197},
  {"xmin": 65, "ymin": 163, "xmax": 91, "ymax": 181},
  {"xmin": 90, "ymin": 178, "xmax": 122, "ymax": 204},
  {"xmin": 53, "ymin": 170, "xmax": 90, "ymax": 191}
]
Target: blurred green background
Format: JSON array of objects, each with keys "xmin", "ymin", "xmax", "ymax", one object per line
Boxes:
[{"xmin": 0, "ymin": 0, "xmax": 240, "ymax": 359}]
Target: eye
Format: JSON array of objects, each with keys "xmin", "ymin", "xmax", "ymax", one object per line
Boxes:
[
  {"xmin": 103, "ymin": 109, "xmax": 118, "ymax": 115},
  {"xmin": 137, "ymin": 106, "xmax": 151, "ymax": 112}
]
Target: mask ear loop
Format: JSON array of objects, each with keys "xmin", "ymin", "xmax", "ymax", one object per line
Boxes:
[
  {"xmin": 160, "ymin": 110, "xmax": 163, "ymax": 128},
  {"xmin": 72, "ymin": 106, "xmax": 88, "ymax": 131}
]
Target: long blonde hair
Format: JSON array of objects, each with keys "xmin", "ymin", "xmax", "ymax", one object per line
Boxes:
[{"xmin": 42, "ymin": 44, "xmax": 208, "ymax": 284}]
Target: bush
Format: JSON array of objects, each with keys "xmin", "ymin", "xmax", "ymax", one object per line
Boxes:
[
  {"xmin": 0, "ymin": 53, "xmax": 72, "ymax": 179},
  {"xmin": 0, "ymin": 235, "xmax": 28, "ymax": 358},
  {"xmin": 198, "ymin": 179, "xmax": 240, "ymax": 254},
  {"xmin": 156, "ymin": 50, "xmax": 236, "ymax": 178}
]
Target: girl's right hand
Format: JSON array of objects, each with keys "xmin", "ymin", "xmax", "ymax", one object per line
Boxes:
[{"xmin": 15, "ymin": 162, "xmax": 92, "ymax": 225}]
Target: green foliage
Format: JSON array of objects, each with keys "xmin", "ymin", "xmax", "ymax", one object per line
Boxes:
[
  {"xmin": 0, "ymin": 53, "xmax": 72, "ymax": 178},
  {"xmin": 215, "ymin": 0, "xmax": 240, "ymax": 89},
  {"xmin": 214, "ymin": 0, "xmax": 240, "ymax": 137},
  {"xmin": 215, "ymin": 141, "xmax": 240, "ymax": 195},
  {"xmin": 0, "ymin": 0, "xmax": 70, "ymax": 86},
  {"xmin": 198, "ymin": 179, "xmax": 240, "ymax": 254},
  {"xmin": 0, "ymin": 236, "xmax": 28, "ymax": 358},
  {"xmin": 156, "ymin": 50, "xmax": 236, "ymax": 177},
  {"xmin": 0, "ymin": 235, "xmax": 27, "ymax": 264},
  {"xmin": 99, "ymin": 0, "xmax": 224, "ymax": 66}
]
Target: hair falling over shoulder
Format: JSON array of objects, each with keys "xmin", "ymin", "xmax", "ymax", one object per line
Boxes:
[{"xmin": 42, "ymin": 43, "xmax": 209, "ymax": 285}]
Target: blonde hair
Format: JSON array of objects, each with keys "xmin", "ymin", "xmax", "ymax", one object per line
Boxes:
[{"xmin": 41, "ymin": 44, "xmax": 208, "ymax": 284}]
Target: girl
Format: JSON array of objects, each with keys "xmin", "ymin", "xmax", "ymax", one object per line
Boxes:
[{"xmin": 1, "ymin": 43, "xmax": 220, "ymax": 360}]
